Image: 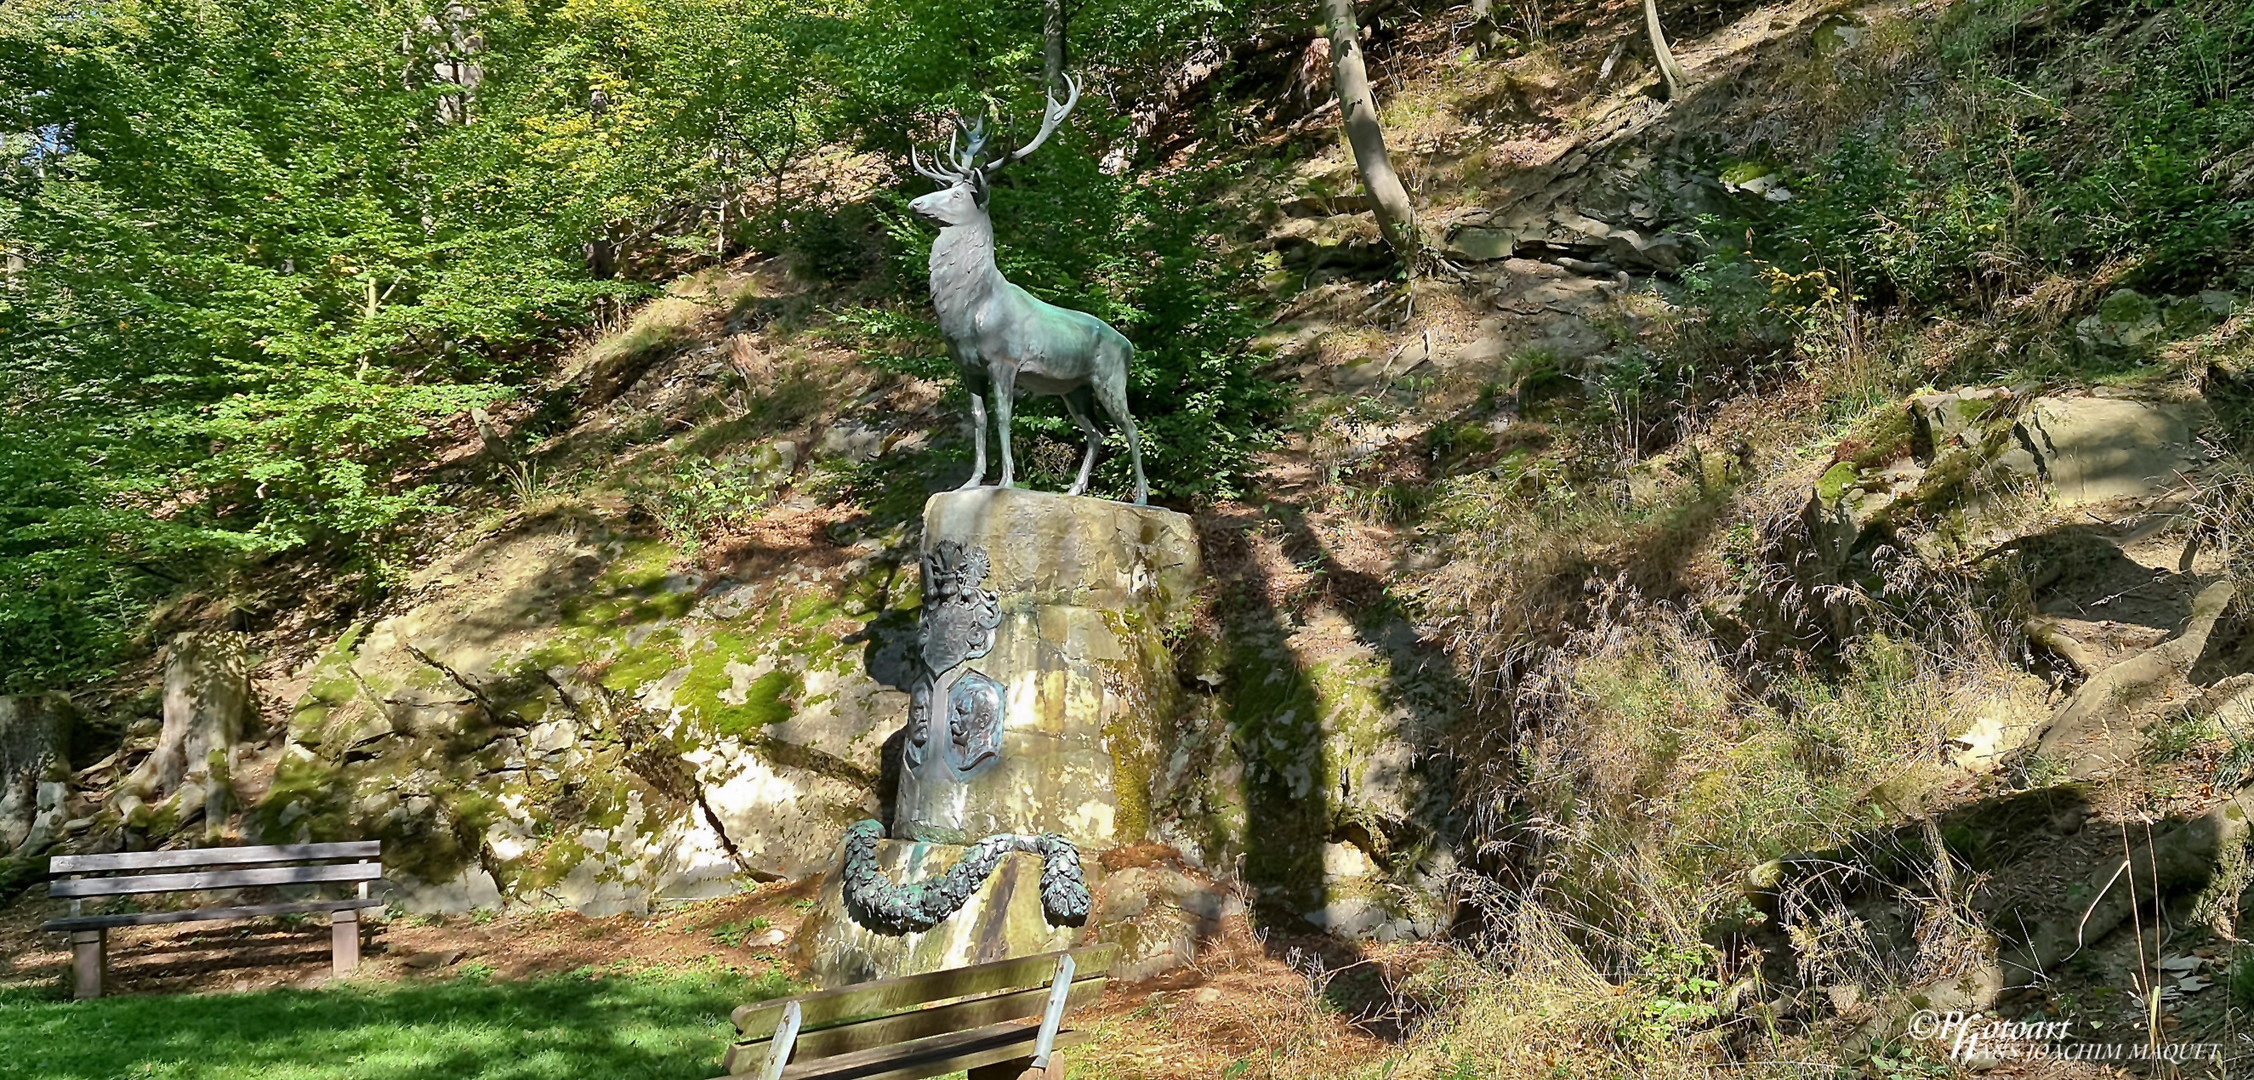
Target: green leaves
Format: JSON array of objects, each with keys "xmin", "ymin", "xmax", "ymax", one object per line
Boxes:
[
  {"xmin": 1751, "ymin": 0, "xmax": 2254, "ymax": 302},
  {"xmin": 0, "ymin": 0, "xmax": 565, "ymax": 690},
  {"xmin": 0, "ymin": 0, "xmax": 1295, "ymax": 691}
]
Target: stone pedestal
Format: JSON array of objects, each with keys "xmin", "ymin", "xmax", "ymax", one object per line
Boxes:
[
  {"xmin": 798, "ymin": 489, "xmax": 1199, "ymax": 986},
  {"xmin": 895, "ymin": 488, "xmax": 1198, "ymax": 848},
  {"xmin": 797, "ymin": 837, "xmax": 1091, "ymax": 986}
]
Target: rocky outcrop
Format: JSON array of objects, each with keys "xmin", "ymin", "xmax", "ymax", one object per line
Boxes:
[
  {"xmin": 2000, "ymin": 395, "xmax": 2207, "ymax": 507},
  {"xmin": 258, "ymin": 519, "xmax": 903, "ymax": 914},
  {"xmin": 241, "ymin": 481, "xmax": 1462, "ymax": 941},
  {"xmin": 1440, "ymin": 140, "xmax": 1725, "ymax": 275},
  {"xmin": 1157, "ymin": 606, "xmax": 1460, "ymax": 938},
  {"xmin": 1799, "ymin": 386, "xmax": 2243, "ymax": 772},
  {"xmin": 1804, "ymin": 388, "xmax": 2221, "ymax": 583},
  {"xmin": 1444, "ymin": 210, "xmax": 1690, "ymax": 273},
  {"xmin": 1724, "ymin": 381, "xmax": 2254, "ymax": 1030}
]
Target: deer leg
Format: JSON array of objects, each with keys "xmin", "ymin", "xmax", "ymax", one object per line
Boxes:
[
  {"xmin": 1062, "ymin": 389, "xmax": 1102, "ymax": 497},
  {"xmin": 1094, "ymin": 360, "xmax": 1147, "ymax": 506},
  {"xmin": 956, "ymin": 392, "xmax": 988, "ymax": 490},
  {"xmin": 992, "ymin": 370, "xmax": 1018, "ymax": 489},
  {"xmin": 1119, "ymin": 413, "xmax": 1148, "ymax": 507}
]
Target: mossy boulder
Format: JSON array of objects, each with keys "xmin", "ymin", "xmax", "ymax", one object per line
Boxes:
[
  {"xmin": 1800, "ymin": 388, "xmax": 2211, "ymax": 586},
  {"xmin": 1154, "ymin": 608, "xmax": 1458, "ymax": 933},
  {"xmin": 256, "ymin": 516, "xmax": 898, "ymax": 914}
]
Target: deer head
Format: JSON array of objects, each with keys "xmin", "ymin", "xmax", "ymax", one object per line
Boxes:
[{"xmin": 908, "ymin": 75, "xmax": 1081, "ymax": 226}]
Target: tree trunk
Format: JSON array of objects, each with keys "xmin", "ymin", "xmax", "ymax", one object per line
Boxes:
[
  {"xmin": 1044, "ymin": 0, "xmax": 1067, "ymax": 91},
  {"xmin": 1642, "ymin": 0, "xmax": 1688, "ymax": 101},
  {"xmin": 1319, "ymin": 0, "xmax": 1416, "ymax": 256},
  {"xmin": 0, "ymin": 695, "xmax": 70, "ymax": 856},
  {"xmin": 1467, "ymin": 0, "xmax": 1504, "ymax": 56},
  {"xmin": 128, "ymin": 630, "xmax": 250, "ymax": 827}
]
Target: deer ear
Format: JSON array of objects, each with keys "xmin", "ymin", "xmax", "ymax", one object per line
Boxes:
[{"xmin": 970, "ymin": 174, "xmax": 992, "ymax": 207}]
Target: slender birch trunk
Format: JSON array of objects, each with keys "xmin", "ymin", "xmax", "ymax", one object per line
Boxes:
[
  {"xmin": 1643, "ymin": 0, "xmax": 1688, "ymax": 101},
  {"xmin": 1319, "ymin": 0, "xmax": 1416, "ymax": 256}
]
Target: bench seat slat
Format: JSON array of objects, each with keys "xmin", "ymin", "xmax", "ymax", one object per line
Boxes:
[
  {"xmin": 42, "ymin": 897, "xmax": 384, "ymax": 932},
  {"xmin": 772, "ymin": 1021, "xmax": 1091, "ymax": 1080},
  {"xmin": 732, "ymin": 945, "xmax": 1117, "ymax": 1035},
  {"xmin": 49, "ymin": 842, "xmax": 382, "ymax": 875},
  {"xmin": 48, "ymin": 861, "xmax": 382, "ymax": 898},
  {"xmin": 726, "ymin": 977, "xmax": 1104, "ymax": 1072}
]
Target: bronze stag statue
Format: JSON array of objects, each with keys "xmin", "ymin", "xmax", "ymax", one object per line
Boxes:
[{"xmin": 908, "ymin": 76, "xmax": 1149, "ymax": 506}]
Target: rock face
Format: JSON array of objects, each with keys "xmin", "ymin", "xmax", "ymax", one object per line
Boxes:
[
  {"xmin": 1795, "ymin": 385, "xmax": 2242, "ymax": 785},
  {"xmin": 1803, "ymin": 389, "xmax": 2216, "ymax": 589},
  {"xmin": 248, "ymin": 481, "xmax": 1452, "ymax": 952},
  {"xmin": 124, "ymin": 631, "xmax": 249, "ymax": 829},
  {"xmin": 894, "ymin": 488, "xmax": 1200, "ymax": 848},
  {"xmin": 2002, "ymin": 395, "xmax": 2203, "ymax": 506},
  {"xmin": 1743, "ymin": 380, "xmax": 2254, "ymax": 1025},
  {"xmin": 0, "ymin": 695, "xmax": 69, "ymax": 856},
  {"xmin": 797, "ymin": 837, "xmax": 1084, "ymax": 985},
  {"xmin": 259, "ymin": 520, "xmax": 902, "ymax": 913},
  {"xmin": 1156, "ymin": 605, "xmax": 1461, "ymax": 933},
  {"xmin": 1090, "ymin": 862, "xmax": 1245, "ymax": 981}
]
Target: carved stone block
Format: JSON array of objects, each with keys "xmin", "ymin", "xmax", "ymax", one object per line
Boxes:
[{"xmin": 893, "ymin": 489, "xmax": 1199, "ymax": 848}]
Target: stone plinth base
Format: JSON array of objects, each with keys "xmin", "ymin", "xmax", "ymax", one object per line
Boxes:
[
  {"xmin": 794, "ymin": 837, "xmax": 1093, "ymax": 987},
  {"xmin": 896, "ymin": 488, "xmax": 1199, "ymax": 849}
]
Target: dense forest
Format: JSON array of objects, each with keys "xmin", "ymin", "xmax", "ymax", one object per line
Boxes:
[
  {"xmin": 6, "ymin": 0, "xmax": 2254, "ymax": 1074},
  {"xmin": 0, "ymin": 0, "xmax": 1296, "ymax": 693}
]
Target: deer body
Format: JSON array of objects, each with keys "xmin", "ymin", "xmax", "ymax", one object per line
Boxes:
[{"xmin": 909, "ymin": 76, "xmax": 1148, "ymax": 505}]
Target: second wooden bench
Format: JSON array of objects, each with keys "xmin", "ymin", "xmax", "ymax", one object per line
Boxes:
[
  {"xmin": 722, "ymin": 944, "xmax": 1116, "ymax": 1080},
  {"xmin": 42, "ymin": 840, "xmax": 386, "ymax": 999}
]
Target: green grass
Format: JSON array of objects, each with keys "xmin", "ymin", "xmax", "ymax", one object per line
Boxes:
[
  {"xmin": 708, "ymin": 917, "xmax": 772, "ymax": 948},
  {"xmin": 0, "ymin": 967, "xmax": 793, "ymax": 1080}
]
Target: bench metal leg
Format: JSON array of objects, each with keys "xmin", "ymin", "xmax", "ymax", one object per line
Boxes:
[
  {"xmin": 967, "ymin": 953, "xmax": 1076, "ymax": 1080},
  {"xmin": 967, "ymin": 1059, "xmax": 1060, "ymax": 1080},
  {"xmin": 70, "ymin": 929, "xmax": 105, "ymax": 1001},
  {"xmin": 331, "ymin": 909, "xmax": 360, "ymax": 977}
]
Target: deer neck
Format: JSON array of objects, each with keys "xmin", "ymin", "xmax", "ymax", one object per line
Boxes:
[{"xmin": 929, "ymin": 213, "xmax": 1001, "ymax": 342}]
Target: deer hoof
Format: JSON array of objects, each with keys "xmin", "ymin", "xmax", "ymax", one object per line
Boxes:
[{"xmin": 955, "ymin": 476, "xmax": 984, "ymax": 491}]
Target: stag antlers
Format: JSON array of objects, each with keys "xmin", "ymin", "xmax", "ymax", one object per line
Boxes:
[{"xmin": 911, "ymin": 75, "xmax": 1081, "ymax": 188}]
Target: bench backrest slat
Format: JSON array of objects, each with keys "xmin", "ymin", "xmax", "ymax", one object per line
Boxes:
[
  {"xmin": 724, "ymin": 975, "xmax": 1105, "ymax": 1073},
  {"xmin": 49, "ymin": 842, "xmax": 381, "ymax": 875},
  {"xmin": 49, "ymin": 861, "xmax": 383, "ymax": 899},
  {"xmin": 730, "ymin": 944, "xmax": 1117, "ymax": 1037}
]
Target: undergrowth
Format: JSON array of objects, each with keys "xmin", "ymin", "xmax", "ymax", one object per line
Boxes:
[{"xmin": 1352, "ymin": 0, "xmax": 2254, "ymax": 1073}]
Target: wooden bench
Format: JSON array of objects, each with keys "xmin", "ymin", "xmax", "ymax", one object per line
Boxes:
[
  {"xmin": 42, "ymin": 841, "xmax": 385, "ymax": 999},
  {"xmin": 721, "ymin": 944, "xmax": 1116, "ymax": 1080}
]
